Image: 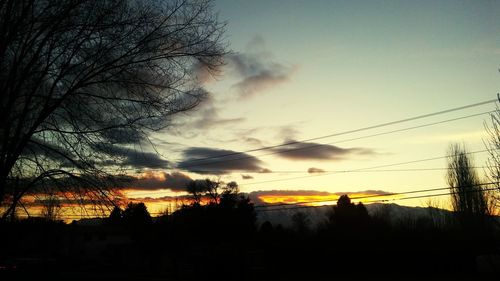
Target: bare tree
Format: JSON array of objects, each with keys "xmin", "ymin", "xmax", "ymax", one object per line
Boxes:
[
  {"xmin": 0, "ymin": 0, "xmax": 226, "ymax": 218},
  {"xmin": 484, "ymin": 98, "xmax": 500, "ymax": 211},
  {"xmin": 203, "ymin": 178, "xmax": 221, "ymax": 205},
  {"xmin": 447, "ymin": 144, "xmax": 490, "ymax": 226},
  {"xmin": 40, "ymin": 194, "xmax": 62, "ymax": 221},
  {"xmin": 186, "ymin": 180, "xmax": 205, "ymax": 206}
]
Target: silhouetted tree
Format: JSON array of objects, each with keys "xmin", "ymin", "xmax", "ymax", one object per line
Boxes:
[
  {"xmin": 447, "ymin": 144, "xmax": 490, "ymax": 227},
  {"xmin": 204, "ymin": 179, "xmax": 221, "ymax": 205},
  {"xmin": 171, "ymin": 181, "xmax": 256, "ymax": 241},
  {"xmin": 186, "ymin": 180, "xmax": 206, "ymax": 206},
  {"xmin": 186, "ymin": 179, "xmax": 241, "ymax": 207},
  {"xmin": 108, "ymin": 206, "xmax": 122, "ymax": 225},
  {"xmin": 329, "ymin": 195, "xmax": 370, "ymax": 228},
  {"xmin": 484, "ymin": 99, "xmax": 500, "ymax": 211},
  {"xmin": 40, "ymin": 194, "xmax": 61, "ymax": 221},
  {"xmin": 0, "ymin": 0, "xmax": 226, "ymax": 219},
  {"xmin": 220, "ymin": 181, "xmax": 240, "ymax": 208},
  {"xmin": 122, "ymin": 202, "xmax": 152, "ymax": 226}
]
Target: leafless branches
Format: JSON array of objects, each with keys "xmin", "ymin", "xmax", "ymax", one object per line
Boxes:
[
  {"xmin": 0, "ymin": 0, "xmax": 226, "ymax": 218},
  {"xmin": 484, "ymin": 102, "xmax": 500, "ymax": 211}
]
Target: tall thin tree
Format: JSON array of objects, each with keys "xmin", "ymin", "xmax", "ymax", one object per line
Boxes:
[{"xmin": 447, "ymin": 143, "xmax": 489, "ymax": 226}]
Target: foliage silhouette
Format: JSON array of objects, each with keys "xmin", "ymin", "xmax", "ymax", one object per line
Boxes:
[
  {"xmin": 329, "ymin": 195, "xmax": 370, "ymax": 229},
  {"xmin": 122, "ymin": 202, "xmax": 152, "ymax": 226},
  {"xmin": 107, "ymin": 206, "xmax": 122, "ymax": 226}
]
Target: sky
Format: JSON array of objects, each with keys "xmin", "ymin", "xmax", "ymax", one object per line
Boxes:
[{"xmin": 91, "ymin": 0, "xmax": 500, "ymax": 214}]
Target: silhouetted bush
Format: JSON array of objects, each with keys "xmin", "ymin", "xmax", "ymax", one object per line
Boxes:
[{"xmin": 122, "ymin": 202, "xmax": 152, "ymax": 226}]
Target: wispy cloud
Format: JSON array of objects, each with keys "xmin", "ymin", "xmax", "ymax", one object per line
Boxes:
[
  {"xmin": 171, "ymin": 94, "xmax": 245, "ymax": 138},
  {"xmin": 189, "ymin": 95, "xmax": 245, "ymax": 130},
  {"xmin": 226, "ymin": 37, "xmax": 296, "ymax": 99}
]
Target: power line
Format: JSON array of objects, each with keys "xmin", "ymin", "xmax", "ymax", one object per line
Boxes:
[
  {"xmin": 253, "ymin": 181, "xmax": 496, "ymax": 209},
  {"xmin": 17, "ymin": 182, "xmax": 498, "ymax": 219},
  {"xmin": 257, "ymin": 185, "xmax": 499, "ymax": 212},
  {"xmin": 177, "ymin": 99, "xmax": 496, "ymax": 169},
  {"xmin": 195, "ymin": 166, "xmax": 491, "ymax": 174},
  {"xmin": 123, "ymin": 162, "xmax": 492, "ymax": 199},
  {"xmin": 242, "ymin": 149, "xmax": 490, "ymax": 186},
  {"xmin": 122, "ymin": 149, "xmax": 491, "ymax": 198},
  {"xmin": 184, "ymin": 110, "xmax": 493, "ymax": 172}
]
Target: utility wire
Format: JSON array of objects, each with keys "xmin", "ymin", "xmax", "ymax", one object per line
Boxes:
[
  {"xmin": 242, "ymin": 149, "xmax": 490, "ymax": 186},
  {"xmin": 123, "ymin": 150, "xmax": 492, "ymax": 198},
  {"xmin": 190, "ymin": 166, "xmax": 490, "ymax": 175},
  {"xmin": 21, "ymin": 183, "xmax": 498, "ymax": 218},
  {"xmin": 123, "ymin": 160, "xmax": 493, "ymax": 199},
  {"xmin": 254, "ymin": 182, "xmax": 497, "ymax": 209},
  {"xmin": 258, "ymin": 185, "xmax": 499, "ymax": 213},
  {"xmin": 184, "ymin": 110, "xmax": 493, "ymax": 171},
  {"xmin": 177, "ymin": 99, "xmax": 496, "ymax": 168}
]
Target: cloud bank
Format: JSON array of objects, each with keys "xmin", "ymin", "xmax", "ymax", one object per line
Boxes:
[
  {"xmin": 271, "ymin": 140, "xmax": 376, "ymax": 161},
  {"xmin": 114, "ymin": 171, "xmax": 193, "ymax": 192},
  {"xmin": 177, "ymin": 147, "xmax": 267, "ymax": 174}
]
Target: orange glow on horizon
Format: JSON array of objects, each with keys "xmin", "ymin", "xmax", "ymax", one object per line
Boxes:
[
  {"xmin": 259, "ymin": 194, "xmax": 340, "ymax": 206},
  {"xmin": 258, "ymin": 192, "xmax": 401, "ymax": 206}
]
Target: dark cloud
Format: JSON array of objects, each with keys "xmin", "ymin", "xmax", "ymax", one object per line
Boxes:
[
  {"xmin": 121, "ymin": 151, "xmax": 170, "ymax": 169},
  {"xmin": 258, "ymin": 168, "xmax": 273, "ymax": 173},
  {"xmin": 100, "ymin": 127, "xmax": 144, "ymax": 145},
  {"xmin": 226, "ymin": 51, "xmax": 295, "ymax": 99},
  {"xmin": 122, "ymin": 171, "xmax": 193, "ymax": 192},
  {"xmin": 271, "ymin": 140, "xmax": 376, "ymax": 161},
  {"xmin": 177, "ymin": 147, "xmax": 266, "ymax": 175},
  {"xmin": 95, "ymin": 144, "xmax": 170, "ymax": 169},
  {"xmin": 308, "ymin": 167, "xmax": 325, "ymax": 174},
  {"xmin": 241, "ymin": 174, "xmax": 254, "ymax": 180}
]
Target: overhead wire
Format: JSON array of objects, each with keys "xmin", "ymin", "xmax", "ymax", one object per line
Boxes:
[
  {"xmin": 241, "ymin": 149, "xmax": 491, "ymax": 186},
  {"xmin": 18, "ymin": 183, "xmax": 498, "ymax": 218},
  {"xmin": 183, "ymin": 110, "xmax": 493, "ymax": 173},
  {"xmin": 253, "ymin": 181, "xmax": 497, "ymax": 209},
  {"xmin": 123, "ymin": 162, "xmax": 491, "ymax": 198},
  {"xmin": 177, "ymin": 99, "xmax": 496, "ymax": 169},
  {"xmin": 12, "ymin": 100, "xmax": 500, "ymax": 219},
  {"xmin": 257, "ymin": 185, "xmax": 499, "ymax": 212}
]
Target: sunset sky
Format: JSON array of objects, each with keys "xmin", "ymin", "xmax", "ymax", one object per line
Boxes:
[{"xmin": 104, "ymin": 0, "xmax": 500, "ymax": 213}]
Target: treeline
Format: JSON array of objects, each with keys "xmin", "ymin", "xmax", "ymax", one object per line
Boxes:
[{"xmin": 2, "ymin": 190, "xmax": 499, "ymax": 280}]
